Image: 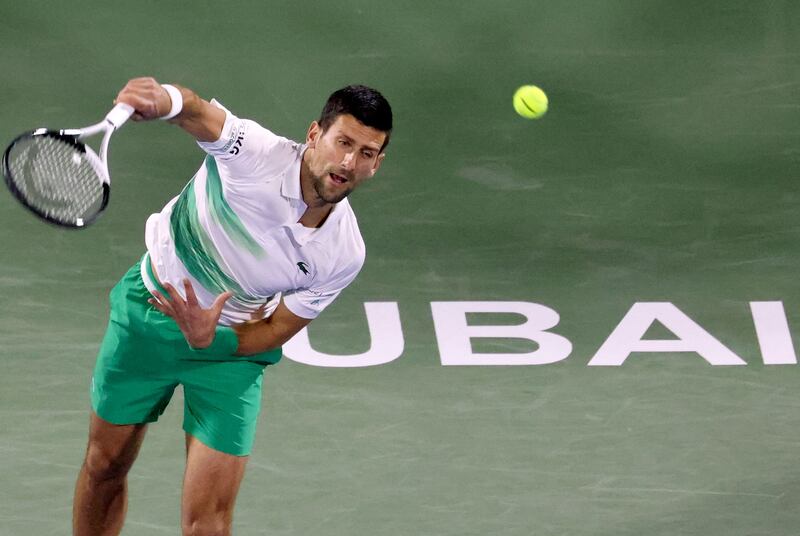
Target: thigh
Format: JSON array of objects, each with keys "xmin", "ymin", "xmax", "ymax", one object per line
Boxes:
[
  {"xmin": 83, "ymin": 412, "xmax": 148, "ymax": 477},
  {"xmin": 181, "ymin": 434, "xmax": 248, "ymax": 531},
  {"xmin": 180, "ymin": 360, "xmax": 266, "ymax": 456}
]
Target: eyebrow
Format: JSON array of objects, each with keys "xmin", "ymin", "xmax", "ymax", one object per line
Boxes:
[{"xmin": 337, "ymin": 133, "xmax": 383, "ymax": 153}]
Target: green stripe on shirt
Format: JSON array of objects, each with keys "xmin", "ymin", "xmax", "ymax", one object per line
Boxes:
[
  {"xmin": 169, "ymin": 178, "xmax": 261, "ymax": 304},
  {"xmin": 204, "ymin": 155, "xmax": 265, "ymax": 257}
]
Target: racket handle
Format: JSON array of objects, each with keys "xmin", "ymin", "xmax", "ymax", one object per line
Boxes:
[{"xmin": 105, "ymin": 102, "xmax": 135, "ymax": 129}]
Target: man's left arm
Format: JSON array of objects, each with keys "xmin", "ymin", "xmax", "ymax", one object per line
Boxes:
[
  {"xmin": 148, "ymin": 280, "xmax": 311, "ymax": 356},
  {"xmin": 232, "ymin": 301, "xmax": 312, "ymax": 355}
]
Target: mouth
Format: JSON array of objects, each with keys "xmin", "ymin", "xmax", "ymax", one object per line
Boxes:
[{"xmin": 329, "ymin": 172, "xmax": 348, "ymax": 185}]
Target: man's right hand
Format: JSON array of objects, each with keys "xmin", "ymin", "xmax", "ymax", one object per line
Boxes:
[
  {"xmin": 114, "ymin": 77, "xmax": 174, "ymax": 122},
  {"xmin": 114, "ymin": 77, "xmax": 225, "ymax": 142}
]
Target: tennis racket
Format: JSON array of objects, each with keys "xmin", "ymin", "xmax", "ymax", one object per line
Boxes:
[{"xmin": 2, "ymin": 102, "xmax": 134, "ymax": 228}]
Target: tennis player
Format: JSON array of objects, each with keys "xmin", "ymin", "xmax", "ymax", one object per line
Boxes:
[{"xmin": 72, "ymin": 77, "xmax": 392, "ymax": 536}]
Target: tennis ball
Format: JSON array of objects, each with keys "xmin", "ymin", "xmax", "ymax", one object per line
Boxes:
[{"xmin": 513, "ymin": 85, "xmax": 548, "ymax": 119}]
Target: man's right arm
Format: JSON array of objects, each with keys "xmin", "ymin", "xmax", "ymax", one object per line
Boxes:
[{"xmin": 115, "ymin": 77, "xmax": 225, "ymax": 142}]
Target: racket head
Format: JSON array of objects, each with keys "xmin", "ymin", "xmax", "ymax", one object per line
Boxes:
[{"xmin": 2, "ymin": 129, "xmax": 109, "ymax": 228}]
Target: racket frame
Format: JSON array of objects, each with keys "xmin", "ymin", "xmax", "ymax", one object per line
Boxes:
[{"xmin": 1, "ymin": 103, "xmax": 133, "ymax": 228}]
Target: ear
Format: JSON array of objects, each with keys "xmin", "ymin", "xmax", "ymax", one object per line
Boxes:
[
  {"xmin": 368, "ymin": 152, "xmax": 386, "ymax": 177},
  {"xmin": 306, "ymin": 121, "xmax": 321, "ymax": 148}
]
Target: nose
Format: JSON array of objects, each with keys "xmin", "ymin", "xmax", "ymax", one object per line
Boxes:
[{"xmin": 341, "ymin": 151, "xmax": 356, "ymax": 171}]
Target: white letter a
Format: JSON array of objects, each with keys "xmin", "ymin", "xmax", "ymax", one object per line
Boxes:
[{"xmin": 588, "ymin": 302, "xmax": 746, "ymax": 366}]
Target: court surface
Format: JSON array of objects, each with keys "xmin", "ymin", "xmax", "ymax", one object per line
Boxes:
[{"xmin": 1, "ymin": 2, "xmax": 799, "ymax": 534}]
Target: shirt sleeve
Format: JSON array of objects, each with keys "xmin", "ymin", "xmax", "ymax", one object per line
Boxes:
[{"xmin": 196, "ymin": 99, "xmax": 300, "ymax": 183}]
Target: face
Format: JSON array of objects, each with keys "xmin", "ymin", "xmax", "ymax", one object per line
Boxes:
[{"xmin": 303, "ymin": 114, "xmax": 386, "ymax": 205}]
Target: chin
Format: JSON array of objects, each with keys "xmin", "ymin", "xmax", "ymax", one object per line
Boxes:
[
  {"xmin": 313, "ymin": 175, "xmax": 352, "ymax": 204},
  {"xmin": 322, "ymin": 190, "xmax": 351, "ymax": 204}
]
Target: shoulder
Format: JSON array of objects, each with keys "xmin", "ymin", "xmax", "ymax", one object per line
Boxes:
[
  {"xmin": 234, "ymin": 119, "xmax": 301, "ymax": 162},
  {"xmin": 200, "ymin": 99, "xmax": 301, "ymax": 164}
]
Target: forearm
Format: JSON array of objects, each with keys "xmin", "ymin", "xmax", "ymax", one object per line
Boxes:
[
  {"xmin": 168, "ymin": 85, "xmax": 226, "ymax": 142},
  {"xmin": 114, "ymin": 78, "xmax": 225, "ymax": 143},
  {"xmin": 230, "ymin": 302, "xmax": 312, "ymax": 356},
  {"xmin": 231, "ymin": 320, "xmax": 296, "ymax": 356}
]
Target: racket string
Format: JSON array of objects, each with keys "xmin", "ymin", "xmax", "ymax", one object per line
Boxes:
[{"xmin": 6, "ymin": 134, "xmax": 105, "ymax": 224}]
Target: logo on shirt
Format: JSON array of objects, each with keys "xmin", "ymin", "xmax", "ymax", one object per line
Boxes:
[
  {"xmin": 229, "ymin": 133, "xmax": 244, "ymax": 155},
  {"xmin": 221, "ymin": 122, "xmax": 246, "ymax": 155},
  {"xmin": 297, "ymin": 262, "xmax": 310, "ymax": 275}
]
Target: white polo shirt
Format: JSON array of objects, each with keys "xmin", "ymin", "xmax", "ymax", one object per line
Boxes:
[{"xmin": 141, "ymin": 100, "xmax": 365, "ymax": 325}]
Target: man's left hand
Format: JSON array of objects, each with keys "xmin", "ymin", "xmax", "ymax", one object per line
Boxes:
[{"xmin": 148, "ymin": 279, "xmax": 232, "ymax": 349}]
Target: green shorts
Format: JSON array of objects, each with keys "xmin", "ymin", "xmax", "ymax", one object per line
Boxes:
[{"xmin": 91, "ymin": 259, "xmax": 282, "ymax": 456}]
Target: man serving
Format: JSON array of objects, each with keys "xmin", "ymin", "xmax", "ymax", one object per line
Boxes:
[{"xmin": 72, "ymin": 77, "xmax": 393, "ymax": 536}]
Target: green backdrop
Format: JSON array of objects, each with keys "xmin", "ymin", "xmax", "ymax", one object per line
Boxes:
[{"xmin": 1, "ymin": 1, "xmax": 798, "ymax": 534}]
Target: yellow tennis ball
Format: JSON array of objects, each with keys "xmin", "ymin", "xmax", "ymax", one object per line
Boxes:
[{"xmin": 513, "ymin": 85, "xmax": 548, "ymax": 119}]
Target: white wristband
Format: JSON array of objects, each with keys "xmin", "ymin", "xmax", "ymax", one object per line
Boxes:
[{"xmin": 160, "ymin": 84, "xmax": 183, "ymax": 120}]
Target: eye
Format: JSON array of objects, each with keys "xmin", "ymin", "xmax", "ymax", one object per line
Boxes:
[
  {"xmin": 338, "ymin": 139, "xmax": 350, "ymax": 147},
  {"xmin": 362, "ymin": 150, "xmax": 375, "ymax": 159}
]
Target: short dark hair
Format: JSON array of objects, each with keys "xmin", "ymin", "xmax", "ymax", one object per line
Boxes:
[{"xmin": 318, "ymin": 85, "xmax": 393, "ymax": 152}]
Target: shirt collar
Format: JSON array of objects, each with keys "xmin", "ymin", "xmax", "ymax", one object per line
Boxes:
[{"xmin": 280, "ymin": 143, "xmax": 306, "ymax": 201}]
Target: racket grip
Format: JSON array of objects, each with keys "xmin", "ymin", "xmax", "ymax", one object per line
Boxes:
[{"xmin": 105, "ymin": 102, "xmax": 135, "ymax": 129}]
